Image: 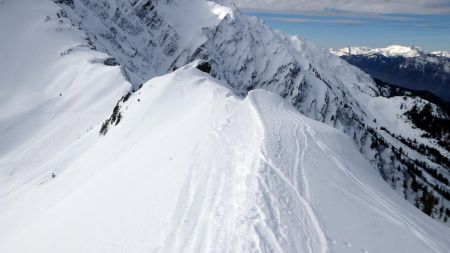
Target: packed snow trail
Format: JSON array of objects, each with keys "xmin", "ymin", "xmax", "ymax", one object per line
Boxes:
[
  {"xmin": 249, "ymin": 93, "xmax": 329, "ymax": 253},
  {"xmin": 156, "ymin": 89, "xmax": 328, "ymax": 253}
]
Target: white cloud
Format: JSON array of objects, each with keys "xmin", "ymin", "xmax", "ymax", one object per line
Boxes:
[
  {"xmin": 233, "ymin": 0, "xmax": 450, "ymax": 15},
  {"xmin": 267, "ymin": 17, "xmax": 366, "ymax": 25}
]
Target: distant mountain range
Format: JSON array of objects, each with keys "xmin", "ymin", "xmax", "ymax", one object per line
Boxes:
[{"xmin": 331, "ymin": 45, "xmax": 450, "ymax": 101}]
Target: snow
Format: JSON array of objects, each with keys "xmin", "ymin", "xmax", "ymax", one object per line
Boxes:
[
  {"xmin": 331, "ymin": 45, "xmax": 424, "ymax": 58},
  {"xmin": 2, "ymin": 64, "xmax": 450, "ymax": 252},
  {"xmin": 1, "ymin": 0, "xmax": 450, "ymax": 252},
  {"xmin": 157, "ymin": 0, "xmax": 232, "ymax": 50},
  {"xmin": 380, "ymin": 45, "xmax": 423, "ymax": 58},
  {"xmin": 0, "ymin": 0, "xmax": 130, "ymax": 199},
  {"xmin": 330, "ymin": 46, "xmax": 373, "ymax": 57},
  {"xmin": 57, "ymin": 0, "xmax": 233, "ymax": 87},
  {"xmin": 431, "ymin": 51, "xmax": 450, "ymax": 58}
]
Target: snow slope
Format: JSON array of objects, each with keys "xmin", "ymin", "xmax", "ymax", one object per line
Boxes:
[
  {"xmin": 0, "ymin": 0, "xmax": 130, "ymax": 200},
  {"xmin": 2, "ymin": 64, "xmax": 450, "ymax": 252}
]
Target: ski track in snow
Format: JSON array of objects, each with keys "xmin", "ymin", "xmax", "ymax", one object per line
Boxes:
[
  {"xmin": 281, "ymin": 102, "xmax": 311, "ymax": 201},
  {"xmin": 157, "ymin": 99, "xmax": 262, "ymax": 252},
  {"xmin": 154, "ymin": 93, "xmax": 331, "ymax": 253},
  {"xmin": 302, "ymin": 118, "xmax": 443, "ymax": 253},
  {"xmin": 249, "ymin": 95, "xmax": 328, "ymax": 253}
]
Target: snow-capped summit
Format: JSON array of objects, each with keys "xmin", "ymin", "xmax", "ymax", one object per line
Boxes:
[
  {"xmin": 331, "ymin": 45, "xmax": 450, "ymax": 101},
  {"xmin": 331, "ymin": 45, "xmax": 426, "ymax": 58},
  {"xmin": 378, "ymin": 45, "xmax": 423, "ymax": 57},
  {"xmin": 431, "ymin": 51, "xmax": 450, "ymax": 58}
]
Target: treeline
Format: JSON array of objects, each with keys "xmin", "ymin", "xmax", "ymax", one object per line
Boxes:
[
  {"xmin": 381, "ymin": 126, "xmax": 450, "ymax": 171},
  {"xmin": 367, "ymin": 126, "xmax": 450, "ymax": 219},
  {"xmin": 406, "ymin": 104, "xmax": 450, "ymax": 146}
]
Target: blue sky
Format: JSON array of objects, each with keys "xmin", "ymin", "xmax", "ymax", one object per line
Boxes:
[
  {"xmin": 233, "ymin": 0, "xmax": 450, "ymax": 52},
  {"xmin": 244, "ymin": 11, "xmax": 450, "ymax": 52}
]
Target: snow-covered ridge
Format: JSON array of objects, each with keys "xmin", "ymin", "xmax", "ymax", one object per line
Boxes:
[
  {"xmin": 330, "ymin": 45, "xmax": 433, "ymax": 58},
  {"xmin": 10, "ymin": 0, "xmax": 450, "ymax": 225},
  {"xmin": 1, "ymin": 1, "xmax": 450, "ymax": 252},
  {"xmin": 431, "ymin": 51, "xmax": 450, "ymax": 58},
  {"xmin": 2, "ymin": 54, "xmax": 450, "ymax": 252},
  {"xmin": 331, "ymin": 45, "xmax": 450, "ymax": 60}
]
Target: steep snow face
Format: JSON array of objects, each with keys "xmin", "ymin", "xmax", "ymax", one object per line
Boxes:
[
  {"xmin": 2, "ymin": 65, "xmax": 450, "ymax": 253},
  {"xmin": 59, "ymin": 0, "xmax": 231, "ymax": 86},
  {"xmin": 52, "ymin": 0, "xmax": 450, "ymax": 223},
  {"xmin": 199, "ymin": 14, "xmax": 378, "ymax": 118},
  {"xmin": 0, "ymin": 0, "xmax": 130, "ymax": 199}
]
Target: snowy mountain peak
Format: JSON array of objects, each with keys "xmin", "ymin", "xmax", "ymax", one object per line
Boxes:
[
  {"xmin": 431, "ymin": 51, "xmax": 450, "ymax": 58},
  {"xmin": 382, "ymin": 45, "xmax": 423, "ymax": 57},
  {"xmin": 331, "ymin": 44, "xmax": 450, "ymax": 100},
  {"xmin": 331, "ymin": 45, "xmax": 425, "ymax": 58},
  {"xmin": 331, "ymin": 45, "xmax": 450, "ymax": 60}
]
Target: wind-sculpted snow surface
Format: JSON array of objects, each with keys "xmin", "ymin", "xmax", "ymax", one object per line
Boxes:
[{"xmin": 2, "ymin": 64, "xmax": 450, "ymax": 252}]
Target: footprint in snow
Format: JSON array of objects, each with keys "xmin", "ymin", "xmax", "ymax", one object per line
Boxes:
[
  {"xmin": 198, "ymin": 77, "xmax": 208, "ymax": 83},
  {"xmin": 342, "ymin": 241, "xmax": 352, "ymax": 247},
  {"xmin": 325, "ymin": 236, "xmax": 337, "ymax": 245},
  {"xmin": 361, "ymin": 249, "xmax": 369, "ymax": 253}
]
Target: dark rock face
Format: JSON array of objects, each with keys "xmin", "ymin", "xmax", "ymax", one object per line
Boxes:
[
  {"xmin": 58, "ymin": 0, "xmax": 183, "ymax": 87},
  {"xmin": 103, "ymin": 57, "xmax": 119, "ymax": 66},
  {"xmin": 339, "ymin": 54, "xmax": 450, "ymax": 101},
  {"xmin": 54, "ymin": 0, "xmax": 74, "ymax": 8},
  {"xmin": 196, "ymin": 61, "xmax": 212, "ymax": 73}
]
